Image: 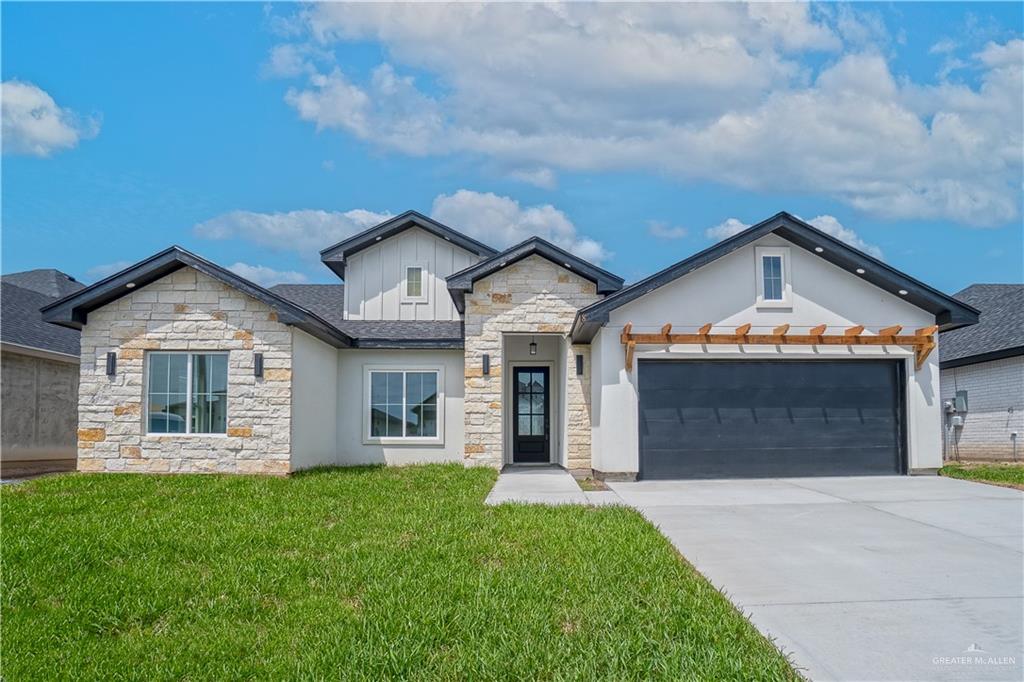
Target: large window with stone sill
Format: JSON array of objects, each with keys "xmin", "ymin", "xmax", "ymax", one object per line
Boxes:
[{"xmin": 146, "ymin": 352, "xmax": 228, "ymax": 434}]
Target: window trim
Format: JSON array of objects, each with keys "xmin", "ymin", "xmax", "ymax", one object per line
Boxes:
[
  {"xmin": 362, "ymin": 364, "xmax": 445, "ymax": 445},
  {"xmin": 755, "ymin": 246, "xmax": 792, "ymax": 308},
  {"xmin": 144, "ymin": 351, "xmax": 229, "ymax": 437},
  {"xmin": 400, "ymin": 262, "xmax": 429, "ymax": 304}
]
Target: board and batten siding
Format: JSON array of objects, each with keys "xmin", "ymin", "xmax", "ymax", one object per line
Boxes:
[{"xmin": 344, "ymin": 226, "xmax": 480, "ymax": 321}]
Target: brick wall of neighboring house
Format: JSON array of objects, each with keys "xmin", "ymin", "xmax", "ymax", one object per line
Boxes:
[
  {"xmin": 77, "ymin": 267, "xmax": 293, "ymax": 474},
  {"xmin": 941, "ymin": 355, "xmax": 1024, "ymax": 461},
  {"xmin": 463, "ymin": 255, "xmax": 600, "ymax": 471}
]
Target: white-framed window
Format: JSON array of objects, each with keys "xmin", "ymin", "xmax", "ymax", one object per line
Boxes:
[
  {"xmin": 363, "ymin": 365, "xmax": 444, "ymax": 444},
  {"xmin": 755, "ymin": 246, "xmax": 792, "ymax": 307},
  {"xmin": 401, "ymin": 263, "xmax": 428, "ymax": 303},
  {"xmin": 145, "ymin": 352, "xmax": 228, "ymax": 435}
]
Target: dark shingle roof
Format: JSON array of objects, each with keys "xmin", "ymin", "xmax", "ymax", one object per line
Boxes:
[
  {"xmin": 1, "ymin": 281, "xmax": 81, "ymax": 356},
  {"xmin": 270, "ymin": 284, "xmax": 463, "ymax": 348},
  {"xmin": 333, "ymin": 320, "xmax": 464, "ymax": 349},
  {"xmin": 2, "ymin": 269, "xmax": 84, "ymax": 298},
  {"xmin": 270, "ymin": 284, "xmax": 345, "ymax": 327},
  {"xmin": 939, "ymin": 284, "xmax": 1024, "ymax": 367}
]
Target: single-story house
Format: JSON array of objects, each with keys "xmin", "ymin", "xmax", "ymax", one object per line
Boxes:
[
  {"xmin": 2, "ymin": 269, "xmax": 85, "ymax": 477},
  {"xmin": 42, "ymin": 211, "xmax": 978, "ymax": 479},
  {"xmin": 939, "ymin": 284, "xmax": 1023, "ymax": 461}
]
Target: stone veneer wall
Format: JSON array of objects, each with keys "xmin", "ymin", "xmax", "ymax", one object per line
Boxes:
[
  {"xmin": 77, "ymin": 267, "xmax": 293, "ymax": 474},
  {"xmin": 463, "ymin": 255, "xmax": 600, "ymax": 470}
]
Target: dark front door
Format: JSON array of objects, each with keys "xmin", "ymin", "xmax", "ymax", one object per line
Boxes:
[
  {"xmin": 513, "ymin": 367, "xmax": 550, "ymax": 463},
  {"xmin": 638, "ymin": 360, "xmax": 905, "ymax": 479}
]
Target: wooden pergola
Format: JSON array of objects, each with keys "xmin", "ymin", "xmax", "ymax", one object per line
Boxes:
[{"xmin": 621, "ymin": 323, "xmax": 938, "ymax": 372}]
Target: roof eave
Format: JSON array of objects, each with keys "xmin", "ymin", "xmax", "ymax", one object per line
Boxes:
[
  {"xmin": 445, "ymin": 237, "xmax": 624, "ymax": 314},
  {"xmin": 42, "ymin": 246, "xmax": 355, "ymax": 348},
  {"xmin": 940, "ymin": 345, "xmax": 1024, "ymax": 369},
  {"xmin": 319, "ymin": 211, "xmax": 498, "ymax": 269},
  {"xmin": 572, "ymin": 212, "xmax": 980, "ymax": 338}
]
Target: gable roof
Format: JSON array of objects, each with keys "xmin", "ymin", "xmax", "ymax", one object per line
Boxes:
[
  {"xmin": 446, "ymin": 236, "xmax": 625, "ymax": 313},
  {"xmin": 1, "ymin": 281, "xmax": 82, "ymax": 357},
  {"xmin": 319, "ymin": 210, "xmax": 498, "ymax": 280},
  {"xmin": 2, "ymin": 268, "xmax": 85, "ymax": 299},
  {"xmin": 571, "ymin": 212, "xmax": 980, "ymax": 342},
  {"xmin": 939, "ymin": 284, "xmax": 1023, "ymax": 368},
  {"xmin": 41, "ymin": 247, "xmax": 354, "ymax": 348}
]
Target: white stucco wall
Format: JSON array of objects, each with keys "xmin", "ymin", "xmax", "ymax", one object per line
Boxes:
[
  {"xmin": 591, "ymin": 235, "xmax": 942, "ymax": 475},
  {"xmin": 343, "ymin": 227, "xmax": 480, "ymax": 321},
  {"xmin": 291, "ymin": 329, "xmax": 340, "ymax": 470},
  {"xmin": 335, "ymin": 349, "xmax": 465, "ymax": 465}
]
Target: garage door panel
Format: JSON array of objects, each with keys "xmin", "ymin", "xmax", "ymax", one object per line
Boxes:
[{"xmin": 638, "ymin": 360, "xmax": 903, "ymax": 479}]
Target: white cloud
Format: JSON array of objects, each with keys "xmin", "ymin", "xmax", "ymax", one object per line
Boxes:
[
  {"xmin": 803, "ymin": 215, "xmax": 883, "ymax": 258},
  {"xmin": 704, "ymin": 214, "xmax": 883, "ymax": 259},
  {"xmin": 86, "ymin": 260, "xmax": 132, "ymax": 281},
  {"xmin": 430, "ymin": 190, "xmax": 609, "ymax": 263},
  {"xmin": 507, "ymin": 167, "xmax": 557, "ymax": 190},
  {"xmin": 704, "ymin": 218, "xmax": 751, "ymax": 241},
  {"xmin": 929, "ymin": 38, "xmax": 957, "ymax": 55},
  {"xmin": 193, "ymin": 208, "xmax": 391, "ymax": 255},
  {"xmin": 227, "ymin": 262, "xmax": 309, "ymax": 287},
  {"xmin": 274, "ymin": 5, "xmax": 1022, "ymax": 226},
  {"xmin": 647, "ymin": 222, "xmax": 688, "ymax": 240},
  {"xmin": 193, "ymin": 190, "xmax": 608, "ymax": 264},
  {"xmin": 1, "ymin": 80, "xmax": 99, "ymax": 157}
]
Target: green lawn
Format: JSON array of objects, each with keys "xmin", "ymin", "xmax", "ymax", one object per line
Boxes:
[
  {"xmin": 1, "ymin": 466, "xmax": 796, "ymax": 680},
  {"xmin": 940, "ymin": 462, "xmax": 1024, "ymax": 489}
]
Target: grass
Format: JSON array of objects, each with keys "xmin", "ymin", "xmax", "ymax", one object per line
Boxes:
[
  {"xmin": 940, "ymin": 462, "xmax": 1024, "ymax": 490},
  {"xmin": 1, "ymin": 465, "xmax": 797, "ymax": 681}
]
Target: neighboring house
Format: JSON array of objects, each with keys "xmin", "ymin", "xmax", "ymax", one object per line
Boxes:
[
  {"xmin": 42, "ymin": 211, "xmax": 978, "ymax": 479},
  {"xmin": 939, "ymin": 284, "xmax": 1024, "ymax": 461},
  {"xmin": 1, "ymin": 269, "xmax": 85, "ymax": 477}
]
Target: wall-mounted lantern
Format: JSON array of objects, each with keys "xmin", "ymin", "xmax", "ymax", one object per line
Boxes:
[
  {"xmin": 105, "ymin": 352, "xmax": 117, "ymax": 376},
  {"xmin": 254, "ymin": 353, "xmax": 264, "ymax": 378},
  {"xmin": 529, "ymin": 336, "xmax": 538, "ymax": 356},
  {"xmin": 482, "ymin": 353, "xmax": 490, "ymax": 376},
  {"xmin": 576, "ymin": 354, "xmax": 584, "ymax": 376}
]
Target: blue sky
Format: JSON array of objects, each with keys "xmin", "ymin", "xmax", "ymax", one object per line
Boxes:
[{"xmin": 2, "ymin": 2, "xmax": 1021, "ymax": 293}]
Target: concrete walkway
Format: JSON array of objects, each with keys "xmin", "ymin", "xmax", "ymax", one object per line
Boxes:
[
  {"xmin": 485, "ymin": 466, "xmax": 621, "ymax": 506},
  {"xmin": 609, "ymin": 475, "xmax": 1024, "ymax": 682}
]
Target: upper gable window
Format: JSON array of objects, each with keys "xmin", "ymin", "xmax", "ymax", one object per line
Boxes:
[
  {"xmin": 755, "ymin": 246, "xmax": 791, "ymax": 307},
  {"xmin": 402, "ymin": 264, "xmax": 427, "ymax": 303}
]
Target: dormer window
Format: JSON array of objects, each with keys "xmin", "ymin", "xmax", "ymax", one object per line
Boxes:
[
  {"xmin": 402, "ymin": 264, "xmax": 428, "ymax": 303},
  {"xmin": 755, "ymin": 246, "xmax": 791, "ymax": 307}
]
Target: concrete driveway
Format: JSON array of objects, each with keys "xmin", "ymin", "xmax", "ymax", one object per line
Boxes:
[{"xmin": 608, "ymin": 476, "xmax": 1023, "ymax": 682}]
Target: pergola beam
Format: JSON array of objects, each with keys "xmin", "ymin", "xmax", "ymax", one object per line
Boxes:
[{"xmin": 620, "ymin": 323, "xmax": 940, "ymax": 371}]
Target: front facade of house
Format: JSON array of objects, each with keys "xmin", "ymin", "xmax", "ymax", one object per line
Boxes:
[{"xmin": 43, "ymin": 212, "xmax": 978, "ymax": 479}]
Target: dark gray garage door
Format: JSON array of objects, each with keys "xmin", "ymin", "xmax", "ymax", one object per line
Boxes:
[{"xmin": 638, "ymin": 360, "xmax": 904, "ymax": 479}]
